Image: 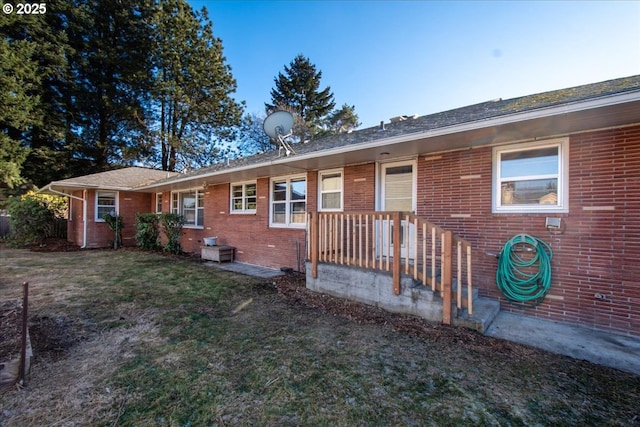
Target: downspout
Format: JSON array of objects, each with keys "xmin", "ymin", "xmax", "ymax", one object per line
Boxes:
[
  {"xmin": 41, "ymin": 185, "xmax": 88, "ymax": 248},
  {"xmin": 82, "ymin": 190, "xmax": 87, "ymax": 248}
]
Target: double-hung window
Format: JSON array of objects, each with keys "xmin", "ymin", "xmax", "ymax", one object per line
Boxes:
[
  {"xmin": 156, "ymin": 193, "xmax": 163, "ymax": 213},
  {"xmin": 493, "ymin": 138, "xmax": 568, "ymax": 213},
  {"xmin": 95, "ymin": 191, "xmax": 117, "ymax": 221},
  {"xmin": 318, "ymin": 169, "xmax": 343, "ymax": 211},
  {"xmin": 270, "ymin": 175, "xmax": 306, "ymax": 228},
  {"xmin": 231, "ymin": 182, "xmax": 257, "ymax": 214},
  {"xmin": 171, "ymin": 190, "xmax": 204, "ymax": 227}
]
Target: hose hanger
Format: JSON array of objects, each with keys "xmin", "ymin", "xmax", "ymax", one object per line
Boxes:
[{"xmin": 495, "ymin": 234, "xmax": 553, "ymax": 308}]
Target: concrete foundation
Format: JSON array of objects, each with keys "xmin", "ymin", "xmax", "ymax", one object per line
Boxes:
[{"xmin": 305, "ymin": 262, "xmax": 444, "ymax": 322}]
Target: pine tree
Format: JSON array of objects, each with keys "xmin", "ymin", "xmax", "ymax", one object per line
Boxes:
[
  {"xmin": 326, "ymin": 104, "xmax": 361, "ymax": 134},
  {"xmin": 151, "ymin": 0, "xmax": 243, "ymax": 171},
  {"xmin": 3, "ymin": 4, "xmax": 75, "ymax": 188},
  {"xmin": 66, "ymin": 0, "xmax": 155, "ymax": 171},
  {"xmin": 0, "ymin": 16, "xmax": 40, "ymax": 190},
  {"xmin": 265, "ymin": 55, "xmax": 335, "ymax": 141}
]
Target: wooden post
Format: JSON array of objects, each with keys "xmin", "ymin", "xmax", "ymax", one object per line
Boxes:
[
  {"xmin": 467, "ymin": 245, "xmax": 473, "ymax": 316},
  {"xmin": 393, "ymin": 212, "xmax": 401, "ymax": 295},
  {"xmin": 457, "ymin": 240, "xmax": 462, "ymax": 310},
  {"xmin": 311, "ymin": 212, "xmax": 319, "ymax": 278},
  {"xmin": 18, "ymin": 281, "xmax": 28, "ymax": 386},
  {"xmin": 442, "ymin": 231, "xmax": 452, "ymax": 325}
]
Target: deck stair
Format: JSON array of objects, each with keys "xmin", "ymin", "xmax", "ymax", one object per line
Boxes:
[{"xmin": 307, "ymin": 211, "xmax": 498, "ymax": 331}]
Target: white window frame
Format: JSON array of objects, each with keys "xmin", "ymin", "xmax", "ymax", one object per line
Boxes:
[
  {"xmin": 230, "ymin": 181, "xmax": 257, "ymax": 214},
  {"xmin": 318, "ymin": 169, "xmax": 344, "ymax": 212},
  {"xmin": 171, "ymin": 189, "xmax": 204, "ymax": 228},
  {"xmin": 155, "ymin": 193, "xmax": 163, "ymax": 213},
  {"xmin": 95, "ymin": 191, "xmax": 118, "ymax": 222},
  {"xmin": 269, "ymin": 174, "xmax": 307, "ymax": 228},
  {"xmin": 492, "ymin": 138, "xmax": 569, "ymax": 213}
]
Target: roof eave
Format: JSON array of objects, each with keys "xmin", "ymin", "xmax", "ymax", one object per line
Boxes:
[{"xmin": 138, "ymin": 89, "xmax": 640, "ymax": 191}]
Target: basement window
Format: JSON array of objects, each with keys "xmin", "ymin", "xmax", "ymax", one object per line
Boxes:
[{"xmin": 493, "ymin": 138, "xmax": 569, "ymax": 213}]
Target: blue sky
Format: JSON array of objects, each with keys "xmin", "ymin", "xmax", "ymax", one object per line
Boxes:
[{"xmin": 189, "ymin": 1, "xmax": 640, "ymax": 129}]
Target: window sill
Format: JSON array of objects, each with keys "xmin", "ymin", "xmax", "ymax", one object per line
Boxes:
[
  {"xmin": 230, "ymin": 211, "xmax": 257, "ymax": 215},
  {"xmin": 183, "ymin": 225, "xmax": 204, "ymax": 230},
  {"xmin": 493, "ymin": 206, "xmax": 568, "ymax": 214},
  {"xmin": 269, "ymin": 223, "xmax": 307, "ymax": 229}
]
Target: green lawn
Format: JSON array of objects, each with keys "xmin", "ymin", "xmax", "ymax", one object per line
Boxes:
[{"xmin": 0, "ymin": 247, "xmax": 638, "ymax": 426}]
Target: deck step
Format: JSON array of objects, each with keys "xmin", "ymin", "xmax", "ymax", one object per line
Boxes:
[{"xmin": 452, "ymin": 297, "xmax": 501, "ymax": 334}]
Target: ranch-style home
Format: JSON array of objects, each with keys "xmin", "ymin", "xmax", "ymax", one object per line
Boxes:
[{"xmin": 41, "ymin": 75, "xmax": 640, "ymax": 338}]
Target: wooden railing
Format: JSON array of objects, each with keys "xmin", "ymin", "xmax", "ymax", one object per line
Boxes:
[{"xmin": 307, "ymin": 211, "xmax": 473, "ymax": 324}]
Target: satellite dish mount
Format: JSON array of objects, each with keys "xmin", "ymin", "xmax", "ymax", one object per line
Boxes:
[{"xmin": 263, "ymin": 111, "xmax": 296, "ymax": 157}]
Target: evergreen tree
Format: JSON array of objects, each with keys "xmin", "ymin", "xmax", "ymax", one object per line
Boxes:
[
  {"xmin": 151, "ymin": 0, "xmax": 243, "ymax": 171},
  {"xmin": 3, "ymin": 5, "xmax": 75, "ymax": 188},
  {"xmin": 67, "ymin": 0, "xmax": 155, "ymax": 172},
  {"xmin": 265, "ymin": 55, "xmax": 335, "ymax": 141},
  {"xmin": 0, "ymin": 15, "xmax": 40, "ymax": 190},
  {"xmin": 326, "ymin": 104, "xmax": 361, "ymax": 134}
]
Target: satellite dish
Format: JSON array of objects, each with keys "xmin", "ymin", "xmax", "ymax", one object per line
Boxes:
[
  {"xmin": 263, "ymin": 110, "xmax": 294, "ymax": 139},
  {"xmin": 263, "ymin": 110, "xmax": 296, "ymax": 156}
]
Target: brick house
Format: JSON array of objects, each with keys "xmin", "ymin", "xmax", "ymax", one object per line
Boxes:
[{"xmin": 41, "ymin": 75, "xmax": 640, "ymax": 337}]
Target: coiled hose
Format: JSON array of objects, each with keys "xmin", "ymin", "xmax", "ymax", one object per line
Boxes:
[{"xmin": 496, "ymin": 234, "xmax": 553, "ymax": 308}]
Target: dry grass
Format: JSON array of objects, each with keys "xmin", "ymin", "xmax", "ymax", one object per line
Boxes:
[{"xmin": 1, "ymin": 245, "xmax": 639, "ymax": 426}]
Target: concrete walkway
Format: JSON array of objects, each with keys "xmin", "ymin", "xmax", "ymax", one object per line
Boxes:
[
  {"xmin": 204, "ymin": 261, "xmax": 640, "ymax": 377},
  {"xmin": 203, "ymin": 261, "xmax": 285, "ymax": 279},
  {"xmin": 486, "ymin": 312, "xmax": 640, "ymax": 376}
]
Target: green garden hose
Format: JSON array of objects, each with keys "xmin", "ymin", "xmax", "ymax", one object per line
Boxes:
[{"xmin": 496, "ymin": 234, "xmax": 553, "ymax": 308}]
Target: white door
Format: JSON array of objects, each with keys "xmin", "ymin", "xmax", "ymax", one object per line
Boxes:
[{"xmin": 379, "ymin": 160, "xmax": 416, "ymax": 259}]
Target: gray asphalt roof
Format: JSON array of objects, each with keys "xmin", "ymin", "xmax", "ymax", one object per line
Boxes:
[
  {"xmin": 158, "ymin": 74, "xmax": 640, "ymax": 185},
  {"xmin": 48, "ymin": 167, "xmax": 179, "ymax": 190}
]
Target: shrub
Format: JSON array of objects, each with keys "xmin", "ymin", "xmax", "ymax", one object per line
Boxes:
[
  {"xmin": 7, "ymin": 195, "xmax": 55, "ymax": 246},
  {"xmin": 102, "ymin": 213, "xmax": 124, "ymax": 249},
  {"xmin": 159, "ymin": 212, "xmax": 184, "ymax": 254},
  {"xmin": 135, "ymin": 213, "xmax": 161, "ymax": 250}
]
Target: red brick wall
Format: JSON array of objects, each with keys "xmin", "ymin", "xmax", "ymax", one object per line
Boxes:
[
  {"xmin": 413, "ymin": 125, "xmax": 640, "ymax": 337},
  {"xmin": 67, "ymin": 190, "xmax": 152, "ymax": 248},
  {"xmin": 344, "ymin": 163, "xmax": 375, "ymax": 210},
  {"xmin": 174, "ymin": 175, "xmax": 310, "ymax": 270}
]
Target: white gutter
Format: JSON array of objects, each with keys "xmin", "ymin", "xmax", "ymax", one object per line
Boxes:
[
  {"xmin": 137, "ymin": 89, "xmax": 640, "ymax": 190},
  {"xmin": 40, "ymin": 184, "xmax": 85, "ymax": 202}
]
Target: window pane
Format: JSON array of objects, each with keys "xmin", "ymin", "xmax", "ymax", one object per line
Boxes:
[
  {"xmin": 233, "ymin": 199, "xmax": 243, "ymax": 210},
  {"xmin": 272, "ymin": 203, "xmax": 286, "ymax": 223},
  {"xmin": 321, "ymin": 173, "xmax": 341, "ymax": 191},
  {"xmin": 197, "ymin": 208, "xmax": 204, "ymax": 226},
  {"xmin": 247, "ymin": 197, "xmax": 257, "ymax": 210},
  {"xmin": 290, "ymin": 202, "xmax": 306, "ymax": 223},
  {"xmin": 501, "ymin": 147, "xmax": 558, "ymax": 178},
  {"xmin": 290, "ymin": 179, "xmax": 306, "ymax": 201},
  {"xmin": 97, "ymin": 195, "xmax": 116, "ymax": 206},
  {"xmin": 501, "ymin": 179, "xmax": 558, "ymax": 205},
  {"xmin": 232, "ymin": 185, "xmax": 243, "ymax": 197},
  {"xmin": 183, "ymin": 209, "xmax": 196, "ymax": 224},
  {"xmin": 97, "ymin": 206, "xmax": 113, "ymax": 219},
  {"xmin": 245, "ymin": 184, "xmax": 256, "ymax": 197},
  {"xmin": 322, "ymin": 193, "xmax": 341, "ymax": 209},
  {"xmin": 182, "ymin": 194, "xmax": 196, "ymax": 209},
  {"xmin": 273, "ymin": 182, "xmax": 287, "ymax": 201}
]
